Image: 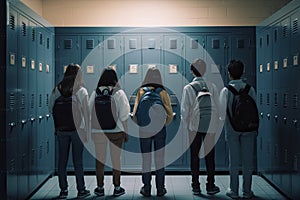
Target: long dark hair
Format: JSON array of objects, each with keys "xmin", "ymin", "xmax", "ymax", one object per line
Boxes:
[
  {"xmin": 141, "ymin": 66, "xmax": 165, "ymax": 89},
  {"xmin": 97, "ymin": 67, "xmax": 119, "ymax": 88},
  {"xmin": 58, "ymin": 63, "xmax": 84, "ymax": 96}
]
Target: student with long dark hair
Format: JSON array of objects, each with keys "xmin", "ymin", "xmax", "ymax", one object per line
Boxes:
[
  {"xmin": 49, "ymin": 63, "xmax": 90, "ymax": 199},
  {"xmin": 132, "ymin": 66, "xmax": 173, "ymax": 197},
  {"xmin": 89, "ymin": 67, "xmax": 130, "ymax": 197}
]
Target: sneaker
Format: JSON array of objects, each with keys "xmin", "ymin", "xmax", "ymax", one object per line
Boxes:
[
  {"xmin": 206, "ymin": 184, "xmax": 220, "ymax": 195},
  {"xmin": 113, "ymin": 186, "xmax": 125, "ymax": 197},
  {"xmin": 58, "ymin": 190, "xmax": 68, "ymax": 199},
  {"xmin": 94, "ymin": 187, "xmax": 104, "ymax": 196},
  {"xmin": 243, "ymin": 191, "xmax": 254, "ymax": 199},
  {"xmin": 140, "ymin": 186, "xmax": 151, "ymax": 197},
  {"xmin": 226, "ymin": 189, "xmax": 239, "ymax": 199},
  {"xmin": 191, "ymin": 183, "xmax": 201, "ymax": 195},
  {"xmin": 157, "ymin": 188, "xmax": 167, "ymax": 197},
  {"xmin": 77, "ymin": 189, "xmax": 91, "ymax": 199}
]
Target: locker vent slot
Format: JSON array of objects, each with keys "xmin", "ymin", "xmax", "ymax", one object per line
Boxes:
[
  {"xmin": 46, "ymin": 94, "xmax": 49, "ymax": 106},
  {"xmin": 31, "ymin": 94, "xmax": 35, "ymax": 109},
  {"xmin": 237, "ymin": 39, "xmax": 244, "ymax": 48},
  {"xmin": 293, "ymin": 18, "xmax": 298, "ymax": 34},
  {"xmin": 169, "ymin": 39, "xmax": 177, "ymax": 49},
  {"xmin": 10, "ymin": 15, "xmax": 15, "ymax": 30},
  {"xmin": 283, "ymin": 93, "xmax": 288, "ymax": 108},
  {"xmin": 259, "ymin": 37, "xmax": 262, "ymax": 48},
  {"xmin": 282, "ymin": 24, "xmax": 288, "ymax": 38},
  {"xmin": 39, "ymin": 94, "xmax": 42, "ymax": 107},
  {"xmin": 148, "ymin": 39, "xmax": 156, "ymax": 49},
  {"xmin": 39, "ymin": 33, "xmax": 43, "ymax": 45},
  {"xmin": 86, "ymin": 39, "xmax": 94, "ymax": 49},
  {"xmin": 22, "ymin": 22, "xmax": 26, "ymax": 36},
  {"xmin": 293, "ymin": 94, "xmax": 298, "ymax": 109},
  {"xmin": 212, "ymin": 39, "xmax": 220, "ymax": 49},
  {"xmin": 191, "ymin": 39, "xmax": 198, "ymax": 49},
  {"xmin": 259, "ymin": 93, "xmax": 263, "ymax": 105},
  {"xmin": 64, "ymin": 39, "xmax": 72, "ymax": 49},
  {"xmin": 47, "ymin": 38, "xmax": 50, "ymax": 49},
  {"xmin": 9, "ymin": 93, "xmax": 15, "ymax": 109},
  {"xmin": 21, "ymin": 94, "xmax": 25, "ymax": 109},
  {"xmin": 9, "ymin": 159, "xmax": 16, "ymax": 173},
  {"xmin": 266, "ymin": 34, "xmax": 270, "ymax": 46},
  {"xmin": 129, "ymin": 39, "xmax": 137, "ymax": 49},
  {"xmin": 32, "ymin": 28, "xmax": 35, "ymax": 42},
  {"xmin": 274, "ymin": 29, "xmax": 278, "ymax": 42},
  {"xmin": 266, "ymin": 93, "xmax": 270, "ymax": 106},
  {"xmin": 107, "ymin": 39, "xmax": 116, "ymax": 49},
  {"xmin": 274, "ymin": 93, "xmax": 278, "ymax": 106}
]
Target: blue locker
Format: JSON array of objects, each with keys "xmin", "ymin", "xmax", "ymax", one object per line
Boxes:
[
  {"xmin": 27, "ymin": 20, "xmax": 38, "ymax": 192},
  {"xmin": 206, "ymin": 35, "xmax": 228, "ymax": 170},
  {"xmin": 55, "ymin": 35, "xmax": 81, "ymax": 85},
  {"xmin": 17, "ymin": 14, "xmax": 29, "ymax": 198},
  {"xmin": 123, "ymin": 34, "xmax": 143, "ymax": 170}
]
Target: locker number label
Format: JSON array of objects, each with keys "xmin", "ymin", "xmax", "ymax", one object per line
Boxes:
[
  {"xmin": 10, "ymin": 53, "xmax": 15, "ymax": 66},
  {"xmin": 46, "ymin": 64, "xmax": 50, "ymax": 73},
  {"xmin": 39, "ymin": 63, "xmax": 43, "ymax": 72},
  {"xmin": 293, "ymin": 55, "xmax": 298, "ymax": 66},
  {"xmin": 283, "ymin": 58, "xmax": 288, "ymax": 68},
  {"xmin": 267, "ymin": 63, "xmax": 270, "ymax": 72},
  {"xmin": 86, "ymin": 65, "xmax": 94, "ymax": 74},
  {"xmin": 274, "ymin": 61, "xmax": 278, "ymax": 70},
  {"xmin": 31, "ymin": 60, "xmax": 35, "ymax": 70},
  {"xmin": 169, "ymin": 64, "xmax": 177, "ymax": 74},
  {"xmin": 259, "ymin": 64, "xmax": 263, "ymax": 73},
  {"xmin": 129, "ymin": 64, "xmax": 138, "ymax": 74},
  {"xmin": 22, "ymin": 57, "xmax": 26, "ymax": 68}
]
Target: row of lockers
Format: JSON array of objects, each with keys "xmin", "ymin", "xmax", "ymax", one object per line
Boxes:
[
  {"xmin": 256, "ymin": 0, "xmax": 300, "ymax": 199},
  {"xmin": 1, "ymin": 2, "xmax": 55, "ymax": 199},
  {"xmin": 55, "ymin": 27, "xmax": 256, "ymax": 172}
]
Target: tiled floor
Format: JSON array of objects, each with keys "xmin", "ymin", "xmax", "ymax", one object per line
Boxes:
[{"xmin": 31, "ymin": 175, "xmax": 286, "ymax": 199}]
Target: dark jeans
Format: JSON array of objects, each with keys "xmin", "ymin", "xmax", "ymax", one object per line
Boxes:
[
  {"xmin": 57, "ymin": 131, "xmax": 85, "ymax": 192},
  {"xmin": 139, "ymin": 127, "xmax": 166, "ymax": 190},
  {"xmin": 189, "ymin": 132, "xmax": 216, "ymax": 188}
]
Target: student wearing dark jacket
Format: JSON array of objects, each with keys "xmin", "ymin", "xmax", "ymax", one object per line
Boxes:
[{"xmin": 49, "ymin": 64, "xmax": 90, "ymax": 199}]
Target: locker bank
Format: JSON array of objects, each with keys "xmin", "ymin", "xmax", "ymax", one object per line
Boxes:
[{"xmin": 1, "ymin": 0, "xmax": 300, "ymax": 199}]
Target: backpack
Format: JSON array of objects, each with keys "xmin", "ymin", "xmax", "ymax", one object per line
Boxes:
[
  {"xmin": 189, "ymin": 81, "xmax": 219, "ymax": 133},
  {"xmin": 91, "ymin": 87, "xmax": 117, "ymax": 130},
  {"xmin": 135, "ymin": 87, "xmax": 167, "ymax": 132},
  {"xmin": 226, "ymin": 84, "xmax": 259, "ymax": 132},
  {"xmin": 53, "ymin": 93, "xmax": 81, "ymax": 132}
]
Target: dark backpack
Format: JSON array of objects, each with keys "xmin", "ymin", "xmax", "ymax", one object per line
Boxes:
[
  {"xmin": 135, "ymin": 87, "xmax": 167, "ymax": 131},
  {"xmin": 91, "ymin": 87, "xmax": 117, "ymax": 130},
  {"xmin": 189, "ymin": 81, "xmax": 218, "ymax": 133},
  {"xmin": 226, "ymin": 84, "xmax": 259, "ymax": 132},
  {"xmin": 53, "ymin": 93, "xmax": 81, "ymax": 132}
]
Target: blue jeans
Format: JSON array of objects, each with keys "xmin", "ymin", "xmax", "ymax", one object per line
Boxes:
[
  {"xmin": 226, "ymin": 131, "xmax": 256, "ymax": 194},
  {"xmin": 139, "ymin": 127, "xmax": 166, "ymax": 190},
  {"xmin": 57, "ymin": 131, "xmax": 85, "ymax": 192}
]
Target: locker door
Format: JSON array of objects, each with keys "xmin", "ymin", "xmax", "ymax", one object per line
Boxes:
[
  {"xmin": 185, "ymin": 35, "xmax": 206, "ymax": 83},
  {"xmin": 162, "ymin": 34, "xmax": 186, "ymax": 169},
  {"xmin": 27, "ymin": 20, "xmax": 38, "ymax": 193},
  {"xmin": 103, "ymin": 35, "xmax": 124, "ymax": 86},
  {"xmin": 206, "ymin": 35, "xmax": 228, "ymax": 170},
  {"xmin": 6, "ymin": 8, "xmax": 18, "ymax": 200},
  {"xmin": 17, "ymin": 14, "xmax": 29, "ymax": 198},
  {"xmin": 123, "ymin": 35, "xmax": 143, "ymax": 171},
  {"xmin": 80, "ymin": 35, "xmax": 104, "ymax": 170},
  {"xmin": 230, "ymin": 35, "xmax": 256, "ymax": 87},
  {"xmin": 55, "ymin": 35, "xmax": 81, "ymax": 85}
]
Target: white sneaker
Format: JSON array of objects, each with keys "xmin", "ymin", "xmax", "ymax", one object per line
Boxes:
[{"xmin": 226, "ymin": 189, "xmax": 239, "ymax": 199}]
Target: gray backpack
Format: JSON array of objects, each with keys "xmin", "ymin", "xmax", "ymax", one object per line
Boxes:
[{"xmin": 189, "ymin": 81, "xmax": 218, "ymax": 133}]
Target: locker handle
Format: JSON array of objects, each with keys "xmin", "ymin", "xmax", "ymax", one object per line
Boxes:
[
  {"xmin": 267, "ymin": 113, "xmax": 271, "ymax": 119},
  {"xmin": 293, "ymin": 119, "xmax": 298, "ymax": 126},
  {"xmin": 21, "ymin": 119, "xmax": 27, "ymax": 125},
  {"xmin": 38, "ymin": 115, "xmax": 43, "ymax": 120},
  {"xmin": 8, "ymin": 122, "xmax": 16, "ymax": 128},
  {"xmin": 274, "ymin": 115, "xmax": 278, "ymax": 121},
  {"xmin": 46, "ymin": 114, "xmax": 50, "ymax": 118},
  {"xmin": 260, "ymin": 112, "xmax": 263, "ymax": 117},
  {"xmin": 283, "ymin": 117, "xmax": 287, "ymax": 124},
  {"xmin": 173, "ymin": 112, "xmax": 176, "ymax": 118},
  {"xmin": 30, "ymin": 117, "xmax": 36, "ymax": 122}
]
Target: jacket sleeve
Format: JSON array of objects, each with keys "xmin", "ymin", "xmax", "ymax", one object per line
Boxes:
[
  {"xmin": 160, "ymin": 90, "xmax": 173, "ymax": 126},
  {"xmin": 48, "ymin": 87, "xmax": 60, "ymax": 113}
]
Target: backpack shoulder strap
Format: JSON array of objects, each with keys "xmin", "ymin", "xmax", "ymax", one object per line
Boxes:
[
  {"xmin": 143, "ymin": 87, "xmax": 150, "ymax": 93},
  {"xmin": 226, "ymin": 85, "xmax": 239, "ymax": 96},
  {"xmin": 190, "ymin": 81, "xmax": 208, "ymax": 95},
  {"xmin": 241, "ymin": 84, "xmax": 251, "ymax": 95},
  {"xmin": 154, "ymin": 87, "xmax": 163, "ymax": 94}
]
